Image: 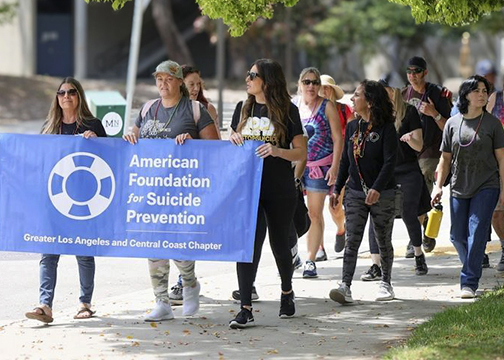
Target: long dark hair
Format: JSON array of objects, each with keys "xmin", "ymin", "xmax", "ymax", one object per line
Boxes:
[
  {"xmin": 361, "ymin": 79, "xmax": 394, "ymax": 127},
  {"xmin": 182, "ymin": 65, "xmax": 210, "ymax": 109},
  {"xmin": 237, "ymin": 58, "xmax": 291, "ymax": 146},
  {"xmin": 42, "ymin": 77, "xmax": 95, "ymax": 134},
  {"xmin": 457, "ymin": 75, "xmax": 490, "ymax": 115}
]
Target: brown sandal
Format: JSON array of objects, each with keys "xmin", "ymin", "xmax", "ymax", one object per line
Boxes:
[
  {"xmin": 74, "ymin": 307, "xmax": 95, "ymax": 319},
  {"xmin": 25, "ymin": 306, "xmax": 54, "ymax": 324}
]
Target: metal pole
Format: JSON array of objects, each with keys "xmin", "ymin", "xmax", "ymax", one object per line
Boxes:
[
  {"xmin": 74, "ymin": 0, "xmax": 87, "ymax": 79},
  {"xmin": 216, "ymin": 18, "xmax": 225, "ymax": 130},
  {"xmin": 125, "ymin": 0, "xmax": 148, "ymax": 131}
]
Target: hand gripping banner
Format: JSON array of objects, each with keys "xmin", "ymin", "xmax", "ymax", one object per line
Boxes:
[{"xmin": 0, "ymin": 134, "xmax": 263, "ymax": 262}]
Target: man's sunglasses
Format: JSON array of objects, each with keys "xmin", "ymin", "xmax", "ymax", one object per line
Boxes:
[
  {"xmin": 406, "ymin": 67, "xmax": 424, "ymax": 74},
  {"xmin": 56, "ymin": 89, "xmax": 78, "ymax": 96},
  {"xmin": 301, "ymin": 79, "xmax": 321, "ymax": 86},
  {"xmin": 247, "ymin": 71, "xmax": 260, "ymax": 80}
]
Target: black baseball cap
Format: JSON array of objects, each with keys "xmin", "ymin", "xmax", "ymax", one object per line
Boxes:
[{"xmin": 407, "ymin": 56, "xmax": 427, "ymax": 70}]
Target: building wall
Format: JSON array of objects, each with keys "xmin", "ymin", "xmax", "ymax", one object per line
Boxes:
[{"xmin": 0, "ymin": 0, "xmax": 35, "ymax": 76}]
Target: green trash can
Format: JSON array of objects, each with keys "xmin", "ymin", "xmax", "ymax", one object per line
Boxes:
[{"xmin": 86, "ymin": 91, "xmax": 127, "ymax": 137}]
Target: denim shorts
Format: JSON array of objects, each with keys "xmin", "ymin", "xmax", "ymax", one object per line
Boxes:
[{"xmin": 302, "ymin": 173, "xmax": 331, "ymax": 194}]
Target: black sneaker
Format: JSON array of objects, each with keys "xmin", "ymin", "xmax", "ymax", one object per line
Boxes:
[
  {"xmin": 229, "ymin": 307, "xmax": 255, "ymax": 329},
  {"xmin": 415, "ymin": 254, "xmax": 428, "ymax": 275},
  {"xmin": 405, "ymin": 241, "xmax": 414, "ymax": 258},
  {"xmin": 482, "ymin": 253, "xmax": 490, "ymax": 268},
  {"xmin": 497, "ymin": 249, "xmax": 504, "ymax": 272},
  {"xmin": 279, "ymin": 291, "xmax": 295, "ymax": 318},
  {"xmin": 334, "ymin": 233, "xmax": 345, "ymax": 253},
  {"xmin": 422, "ymin": 236, "xmax": 436, "ymax": 253},
  {"xmin": 231, "ymin": 286, "xmax": 260, "ymax": 301},
  {"xmin": 360, "ymin": 264, "xmax": 382, "ymax": 281}
]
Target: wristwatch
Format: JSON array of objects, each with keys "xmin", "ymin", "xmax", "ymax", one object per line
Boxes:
[
  {"xmin": 434, "ymin": 113, "xmax": 442, "ymax": 121},
  {"xmin": 294, "ymin": 177, "xmax": 302, "ymax": 187}
]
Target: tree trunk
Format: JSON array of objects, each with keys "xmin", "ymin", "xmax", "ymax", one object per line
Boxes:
[{"xmin": 151, "ymin": 0, "xmax": 193, "ymax": 65}]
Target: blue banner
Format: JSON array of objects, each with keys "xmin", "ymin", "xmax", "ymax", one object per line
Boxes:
[{"xmin": 0, "ymin": 134, "xmax": 263, "ymax": 262}]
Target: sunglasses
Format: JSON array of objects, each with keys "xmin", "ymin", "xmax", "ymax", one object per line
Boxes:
[
  {"xmin": 247, "ymin": 71, "xmax": 260, "ymax": 80},
  {"xmin": 56, "ymin": 89, "xmax": 78, "ymax": 97},
  {"xmin": 406, "ymin": 67, "xmax": 424, "ymax": 74},
  {"xmin": 301, "ymin": 79, "xmax": 321, "ymax": 86}
]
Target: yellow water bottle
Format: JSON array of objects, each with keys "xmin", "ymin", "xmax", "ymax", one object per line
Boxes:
[{"xmin": 425, "ymin": 204, "xmax": 443, "ymax": 239}]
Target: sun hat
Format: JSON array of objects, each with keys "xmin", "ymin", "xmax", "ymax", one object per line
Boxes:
[
  {"xmin": 320, "ymin": 74, "xmax": 344, "ymax": 100},
  {"xmin": 153, "ymin": 60, "xmax": 183, "ymax": 79}
]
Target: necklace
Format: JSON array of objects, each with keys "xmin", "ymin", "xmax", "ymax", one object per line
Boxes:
[
  {"xmin": 459, "ymin": 112, "xmax": 484, "ymax": 147},
  {"xmin": 352, "ymin": 119, "xmax": 372, "ymax": 194},
  {"xmin": 153, "ymin": 97, "xmax": 182, "ymax": 134},
  {"xmin": 59, "ymin": 120, "xmax": 79, "ymax": 135}
]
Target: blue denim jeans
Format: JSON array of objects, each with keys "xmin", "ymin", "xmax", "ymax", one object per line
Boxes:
[
  {"xmin": 39, "ymin": 254, "xmax": 95, "ymax": 308},
  {"xmin": 450, "ymin": 188, "xmax": 499, "ymax": 291}
]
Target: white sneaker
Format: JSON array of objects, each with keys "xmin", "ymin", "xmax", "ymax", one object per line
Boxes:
[
  {"xmin": 329, "ymin": 283, "xmax": 354, "ymax": 304},
  {"xmin": 375, "ymin": 281, "xmax": 395, "ymax": 301},
  {"xmin": 461, "ymin": 287, "xmax": 475, "ymax": 299},
  {"xmin": 144, "ymin": 300, "xmax": 174, "ymax": 321},
  {"xmin": 182, "ymin": 281, "xmax": 200, "ymax": 316}
]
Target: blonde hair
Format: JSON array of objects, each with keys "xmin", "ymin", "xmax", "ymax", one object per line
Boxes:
[
  {"xmin": 320, "ymin": 85, "xmax": 338, "ymax": 102},
  {"xmin": 391, "ymin": 87, "xmax": 406, "ymax": 131},
  {"xmin": 41, "ymin": 77, "xmax": 95, "ymax": 134},
  {"xmin": 297, "ymin": 67, "xmax": 321, "ymax": 96}
]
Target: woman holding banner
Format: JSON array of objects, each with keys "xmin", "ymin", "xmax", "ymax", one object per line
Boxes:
[
  {"xmin": 228, "ymin": 58, "xmax": 306, "ymax": 329},
  {"xmin": 25, "ymin": 77, "xmax": 106, "ymax": 324},
  {"xmin": 123, "ymin": 60, "xmax": 219, "ymax": 321}
]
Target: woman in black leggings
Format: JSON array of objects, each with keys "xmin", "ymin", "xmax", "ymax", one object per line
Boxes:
[
  {"xmin": 228, "ymin": 59, "xmax": 306, "ymax": 329},
  {"xmin": 363, "ymin": 83, "xmax": 430, "ymax": 281}
]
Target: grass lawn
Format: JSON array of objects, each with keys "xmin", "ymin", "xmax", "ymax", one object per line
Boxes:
[{"xmin": 384, "ymin": 286, "xmax": 504, "ymax": 360}]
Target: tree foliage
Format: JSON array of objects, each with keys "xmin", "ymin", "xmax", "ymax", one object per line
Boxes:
[
  {"xmin": 196, "ymin": 0, "xmax": 298, "ymax": 36},
  {"xmin": 391, "ymin": 0, "xmax": 504, "ymax": 26},
  {"xmin": 87, "ymin": 0, "xmax": 504, "ymax": 36}
]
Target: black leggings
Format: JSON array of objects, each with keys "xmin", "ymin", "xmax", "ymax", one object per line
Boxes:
[
  {"xmin": 237, "ymin": 196, "xmax": 297, "ymax": 307},
  {"xmin": 369, "ymin": 170, "xmax": 423, "ymax": 254}
]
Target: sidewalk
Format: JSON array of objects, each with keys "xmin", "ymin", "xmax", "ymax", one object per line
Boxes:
[{"xmin": 1, "ymin": 233, "xmax": 504, "ymax": 359}]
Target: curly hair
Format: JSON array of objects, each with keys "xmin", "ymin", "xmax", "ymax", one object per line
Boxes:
[
  {"xmin": 360, "ymin": 79, "xmax": 394, "ymax": 127},
  {"xmin": 237, "ymin": 58, "xmax": 291, "ymax": 146},
  {"xmin": 457, "ymin": 75, "xmax": 490, "ymax": 115},
  {"xmin": 41, "ymin": 77, "xmax": 95, "ymax": 134}
]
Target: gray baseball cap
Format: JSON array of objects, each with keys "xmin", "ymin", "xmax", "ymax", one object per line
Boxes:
[{"xmin": 153, "ymin": 60, "xmax": 183, "ymax": 79}]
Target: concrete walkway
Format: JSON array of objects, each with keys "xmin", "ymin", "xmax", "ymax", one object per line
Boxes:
[{"xmin": 1, "ymin": 229, "xmax": 503, "ymax": 359}]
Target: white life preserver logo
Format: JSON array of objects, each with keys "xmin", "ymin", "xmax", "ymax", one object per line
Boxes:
[{"xmin": 48, "ymin": 152, "xmax": 115, "ymax": 220}]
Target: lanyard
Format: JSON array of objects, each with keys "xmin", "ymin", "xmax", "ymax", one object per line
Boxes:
[{"xmin": 352, "ymin": 119, "xmax": 372, "ymax": 194}]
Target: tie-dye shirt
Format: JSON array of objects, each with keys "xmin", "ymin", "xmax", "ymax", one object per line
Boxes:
[
  {"xmin": 301, "ymin": 99, "xmax": 333, "ymax": 163},
  {"xmin": 491, "ymin": 91, "xmax": 504, "ymax": 127}
]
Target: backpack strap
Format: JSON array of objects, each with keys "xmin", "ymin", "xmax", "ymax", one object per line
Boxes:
[
  {"xmin": 192, "ymin": 100, "xmax": 201, "ymax": 124},
  {"xmin": 141, "ymin": 98, "xmax": 159, "ymax": 119}
]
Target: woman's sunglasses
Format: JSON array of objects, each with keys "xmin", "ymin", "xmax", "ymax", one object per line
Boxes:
[
  {"xmin": 56, "ymin": 89, "xmax": 78, "ymax": 97},
  {"xmin": 247, "ymin": 71, "xmax": 260, "ymax": 80},
  {"xmin": 406, "ymin": 67, "xmax": 424, "ymax": 74},
  {"xmin": 301, "ymin": 79, "xmax": 321, "ymax": 86}
]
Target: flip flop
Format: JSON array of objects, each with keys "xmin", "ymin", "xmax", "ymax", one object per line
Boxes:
[
  {"xmin": 74, "ymin": 307, "xmax": 95, "ymax": 320},
  {"xmin": 25, "ymin": 307, "xmax": 54, "ymax": 324}
]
